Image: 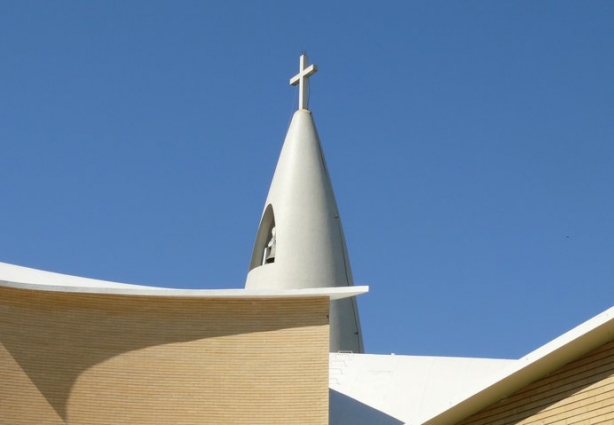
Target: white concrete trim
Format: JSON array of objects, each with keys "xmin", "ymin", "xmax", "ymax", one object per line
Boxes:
[{"xmin": 0, "ymin": 274, "xmax": 368, "ymax": 300}]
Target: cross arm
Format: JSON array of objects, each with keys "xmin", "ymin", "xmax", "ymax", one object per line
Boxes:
[{"xmin": 289, "ymin": 64, "xmax": 318, "ymax": 85}]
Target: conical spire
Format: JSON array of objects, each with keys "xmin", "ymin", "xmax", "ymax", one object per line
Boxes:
[{"xmin": 245, "ymin": 55, "xmax": 363, "ymax": 353}]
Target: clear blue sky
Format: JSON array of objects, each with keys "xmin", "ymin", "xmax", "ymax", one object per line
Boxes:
[{"xmin": 1, "ymin": 2, "xmax": 613, "ymax": 359}]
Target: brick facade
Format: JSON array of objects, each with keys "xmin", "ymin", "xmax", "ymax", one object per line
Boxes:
[
  {"xmin": 0, "ymin": 286, "xmax": 329, "ymax": 424},
  {"xmin": 456, "ymin": 340, "xmax": 614, "ymax": 425}
]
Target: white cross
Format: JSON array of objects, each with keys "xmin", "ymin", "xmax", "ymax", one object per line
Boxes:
[{"xmin": 290, "ymin": 53, "xmax": 318, "ymax": 110}]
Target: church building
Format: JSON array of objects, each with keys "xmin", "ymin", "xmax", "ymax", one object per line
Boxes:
[{"xmin": 1, "ymin": 55, "xmax": 613, "ymax": 425}]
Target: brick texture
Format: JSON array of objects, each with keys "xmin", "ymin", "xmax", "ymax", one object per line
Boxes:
[
  {"xmin": 456, "ymin": 339, "xmax": 614, "ymax": 425},
  {"xmin": 0, "ymin": 286, "xmax": 329, "ymax": 424}
]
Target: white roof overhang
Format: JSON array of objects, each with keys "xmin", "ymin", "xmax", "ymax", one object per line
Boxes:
[{"xmin": 0, "ymin": 262, "xmax": 367, "ymax": 300}]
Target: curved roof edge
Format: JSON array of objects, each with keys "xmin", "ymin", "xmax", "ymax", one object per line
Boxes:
[
  {"xmin": 422, "ymin": 304, "xmax": 614, "ymax": 425},
  {"xmin": 0, "ymin": 261, "xmax": 367, "ymax": 300}
]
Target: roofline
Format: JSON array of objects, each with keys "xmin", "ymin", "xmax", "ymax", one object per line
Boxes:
[
  {"xmin": 0, "ymin": 261, "xmax": 368, "ymax": 300},
  {"xmin": 422, "ymin": 305, "xmax": 614, "ymax": 425},
  {"xmin": 0, "ymin": 278, "xmax": 368, "ymax": 300}
]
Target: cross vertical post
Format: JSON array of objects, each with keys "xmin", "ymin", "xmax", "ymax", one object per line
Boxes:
[{"xmin": 290, "ymin": 53, "xmax": 318, "ymax": 110}]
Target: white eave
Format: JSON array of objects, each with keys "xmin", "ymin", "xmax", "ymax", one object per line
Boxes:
[
  {"xmin": 0, "ymin": 261, "xmax": 367, "ymax": 300},
  {"xmin": 422, "ymin": 304, "xmax": 614, "ymax": 425}
]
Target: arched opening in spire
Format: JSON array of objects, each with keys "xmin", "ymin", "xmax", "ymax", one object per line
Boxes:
[{"xmin": 249, "ymin": 204, "xmax": 276, "ymax": 271}]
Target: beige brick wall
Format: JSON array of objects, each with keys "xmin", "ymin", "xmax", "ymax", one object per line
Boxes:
[
  {"xmin": 456, "ymin": 339, "xmax": 614, "ymax": 425},
  {"xmin": 0, "ymin": 286, "xmax": 329, "ymax": 425}
]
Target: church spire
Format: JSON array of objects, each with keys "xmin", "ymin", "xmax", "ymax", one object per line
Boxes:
[{"xmin": 245, "ymin": 55, "xmax": 363, "ymax": 353}]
